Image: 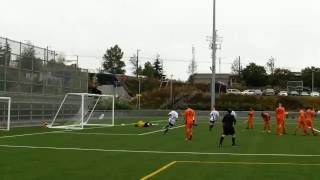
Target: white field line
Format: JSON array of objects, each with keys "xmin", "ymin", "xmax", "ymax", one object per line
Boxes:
[
  {"xmin": 1, "ymin": 144, "xmax": 320, "ymax": 157},
  {"xmin": 56, "ymin": 124, "xmax": 184, "ymax": 136},
  {"xmin": 0, "ymin": 120, "xmax": 168, "ymax": 139},
  {"xmin": 0, "ymin": 130, "xmax": 71, "ymax": 139},
  {"xmin": 138, "ymin": 125, "xmax": 184, "ymax": 135},
  {"xmin": 177, "ymin": 160, "xmax": 320, "ymax": 166},
  {"xmin": 56, "ymin": 132, "xmax": 138, "ymax": 136}
]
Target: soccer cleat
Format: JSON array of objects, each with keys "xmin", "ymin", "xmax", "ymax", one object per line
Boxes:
[{"xmin": 232, "ymin": 144, "xmax": 240, "ymax": 147}]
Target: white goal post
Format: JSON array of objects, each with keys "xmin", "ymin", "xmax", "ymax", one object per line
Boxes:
[
  {"xmin": 48, "ymin": 93, "xmax": 114, "ymax": 130},
  {"xmin": 0, "ymin": 97, "xmax": 11, "ymax": 131}
]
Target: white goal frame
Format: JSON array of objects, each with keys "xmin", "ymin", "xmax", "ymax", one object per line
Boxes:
[
  {"xmin": 48, "ymin": 93, "xmax": 114, "ymax": 130},
  {"xmin": 0, "ymin": 97, "xmax": 11, "ymax": 131}
]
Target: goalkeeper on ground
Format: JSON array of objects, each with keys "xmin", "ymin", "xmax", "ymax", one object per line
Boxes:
[
  {"xmin": 163, "ymin": 110, "xmax": 179, "ymax": 135},
  {"xmin": 135, "ymin": 120, "xmax": 152, "ymax": 128}
]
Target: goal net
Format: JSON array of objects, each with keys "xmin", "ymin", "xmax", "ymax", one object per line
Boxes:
[
  {"xmin": 0, "ymin": 97, "xmax": 11, "ymax": 131},
  {"xmin": 48, "ymin": 93, "xmax": 114, "ymax": 130}
]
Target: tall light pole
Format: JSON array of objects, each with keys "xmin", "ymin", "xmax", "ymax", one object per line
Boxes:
[
  {"xmin": 170, "ymin": 74, "xmax": 173, "ymax": 108},
  {"xmin": 136, "ymin": 49, "xmax": 141, "ymax": 109},
  {"xmin": 312, "ymin": 70, "xmax": 314, "ymax": 92},
  {"xmin": 211, "ymin": 0, "xmax": 216, "ymax": 109}
]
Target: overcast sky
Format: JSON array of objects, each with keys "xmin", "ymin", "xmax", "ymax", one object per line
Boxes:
[{"xmin": 1, "ymin": 0, "xmax": 320, "ymax": 80}]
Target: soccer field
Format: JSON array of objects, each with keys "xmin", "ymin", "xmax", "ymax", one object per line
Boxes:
[{"xmin": 0, "ymin": 117, "xmax": 320, "ymax": 180}]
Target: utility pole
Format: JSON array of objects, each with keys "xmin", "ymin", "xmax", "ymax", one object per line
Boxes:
[
  {"xmin": 312, "ymin": 70, "xmax": 314, "ymax": 92},
  {"xmin": 170, "ymin": 74, "xmax": 173, "ymax": 108},
  {"xmin": 211, "ymin": 0, "xmax": 216, "ymax": 109},
  {"xmin": 136, "ymin": 49, "xmax": 141, "ymax": 109},
  {"xmin": 238, "ymin": 56, "xmax": 241, "ymax": 76},
  {"xmin": 219, "ymin": 57, "xmax": 221, "ymax": 73}
]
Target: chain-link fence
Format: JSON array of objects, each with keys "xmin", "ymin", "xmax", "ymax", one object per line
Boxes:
[{"xmin": 0, "ymin": 37, "xmax": 88, "ymax": 126}]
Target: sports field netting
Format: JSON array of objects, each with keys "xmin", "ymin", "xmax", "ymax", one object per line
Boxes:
[{"xmin": 0, "ymin": 114, "xmax": 320, "ymax": 179}]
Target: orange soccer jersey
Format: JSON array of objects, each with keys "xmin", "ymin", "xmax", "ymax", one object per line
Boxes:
[
  {"xmin": 305, "ymin": 109, "xmax": 316, "ymax": 135},
  {"xmin": 247, "ymin": 110, "xmax": 254, "ymax": 129},
  {"xmin": 261, "ymin": 112, "xmax": 271, "ymax": 132},
  {"xmin": 184, "ymin": 108, "xmax": 195, "ymax": 140},
  {"xmin": 294, "ymin": 109, "xmax": 307, "ymax": 135},
  {"xmin": 306, "ymin": 109, "xmax": 313, "ymax": 127},
  {"xmin": 275, "ymin": 106, "xmax": 286, "ymax": 135}
]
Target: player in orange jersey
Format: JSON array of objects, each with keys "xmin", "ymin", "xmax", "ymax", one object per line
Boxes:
[
  {"xmin": 184, "ymin": 107, "xmax": 196, "ymax": 141},
  {"xmin": 275, "ymin": 103, "xmax": 286, "ymax": 136},
  {"xmin": 294, "ymin": 107, "xmax": 307, "ymax": 135},
  {"xmin": 305, "ymin": 107, "xmax": 316, "ymax": 135},
  {"xmin": 247, "ymin": 108, "xmax": 254, "ymax": 129},
  {"xmin": 261, "ymin": 112, "xmax": 271, "ymax": 133}
]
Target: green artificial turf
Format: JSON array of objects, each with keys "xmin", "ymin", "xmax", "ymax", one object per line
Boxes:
[{"xmin": 0, "ymin": 117, "xmax": 319, "ymax": 180}]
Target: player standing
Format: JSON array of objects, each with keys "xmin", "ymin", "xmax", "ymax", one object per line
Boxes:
[
  {"xmin": 261, "ymin": 112, "xmax": 271, "ymax": 133},
  {"xmin": 305, "ymin": 107, "xmax": 316, "ymax": 135},
  {"xmin": 163, "ymin": 110, "xmax": 179, "ymax": 135},
  {"xmin": 219, "ymin": 109, "xmax": 238, "ymax": 147},
  {"xmin": 209, "ymin": 107, "xmax": 219, "ymax": 131},
  {"xmin": 184, "ymin": 107, "xmax": 196, "ymax": 141},
  {"xmin": 294, "ymin": 107, "xmax": 307, "ymax": 135},
  {"xmin": 275, "ymin": 103, "xmax": 286, "ymax": 136},
  {"xmin": 247, "ymin": 108, "xmax": 254, "ymax": 129}
]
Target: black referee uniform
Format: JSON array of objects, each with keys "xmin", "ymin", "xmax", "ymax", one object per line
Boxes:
[{"xmin": 219, "ymin": 110, "xmax": 238, "ymax": 147}]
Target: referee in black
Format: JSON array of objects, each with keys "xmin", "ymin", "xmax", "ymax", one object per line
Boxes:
[{"xmin": 219, "ymin": 109, "xmax": 238, "ymax": 147}]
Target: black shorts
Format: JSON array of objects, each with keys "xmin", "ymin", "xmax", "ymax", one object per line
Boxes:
[
  {"xmin": 168, "ymin": 123, "xmax": 174, "ymax": 128},
  {"xmin": 223, "ymin": 127, "xmax": 235, "ymax": 135}
]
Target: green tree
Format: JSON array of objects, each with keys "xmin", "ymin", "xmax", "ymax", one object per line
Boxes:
[
  {"xmin": 141, "ymin": 61, "xmax": 156, "ymax": 78},
  {"xmin": 242, "ymin": 63, "xmax": 268, "ymax": 87},
  {"xmin": 20, "ymin": 43, "xmax": 43, "ymax": 71},
  {"xmin": 266, "ymin": 57, "xmax": 275, "ymax": 75},
  {"xmin": 270, "ymin": 68, "xmax": 294, "ymax": 87},
  {"xmin": 0, "ymin": 42, "xmax": 11, "ymax": 66},
  {"xmin": 301, "ymin": 67, "xmax": 320, "ymax": 88},
  {"xmin": 102, "ymin": 45, "xmax": 125, "ymax": 74},
  {"xmin": 153, "ymin": 54, "xmax": 164, "ymax": 79},
  {"xmin": 129, "ymin": 54, "xmax": 142, "ymax": 76}
]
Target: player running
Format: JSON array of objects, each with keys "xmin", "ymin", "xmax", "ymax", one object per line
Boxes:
[
  {"xmin": 247, "ymin": 108, "xmax": 254, "ymax": 129},
  {"xmin": 305, "ymin": 107, "xmax": 316, "ymax": 135},
  {"xmin": 219, "ymin": 109, "xmax": 238, "ymax": 147},
  {"xmin": 261, "ymin": 112, "xmax": 271, "ymax": 133},
  {"xmin": 163, "ymin": 110, "xmax": 179, "ymax": 135},
  {"xmin": 275, "ymin": 103, "xmax": 286, "ymax": 136},
  {"xmin": 184, "ymin": 107, "xmax": 196, "ymax": 141},
  {"xmin": 209, "ymin": 107, "xmax": 219, "ymax": 131},
  {"xmin": 294, "ymin": 107, "xmax": 307, "ymax": 135}
]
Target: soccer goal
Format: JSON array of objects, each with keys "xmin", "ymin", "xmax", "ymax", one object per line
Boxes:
[
  {"xmin": 0, "ymin": 97, "xmax": 11, "ymax": 131},
  {"xmin": 48, "ymin": 93, "xmax": 114, "ymax": 130}
]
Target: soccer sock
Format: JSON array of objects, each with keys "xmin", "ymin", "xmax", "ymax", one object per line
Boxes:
[
  {"xmin": 232, "ymin": 137, "xmax": 236, "ymax": 145},
  {"xmin": 209, "ymin": 125, "xmax": 213, "ymax": 131},
  {"xmin": 219, "ymin": 136, "xmax": 224, "ymax": 145}
]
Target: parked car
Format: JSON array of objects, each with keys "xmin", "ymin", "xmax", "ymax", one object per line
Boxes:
[
  {"xmin": 310, "ymin": 91, "xmax": 320, "ymax": 97},
  {"xmin": 289, "ymin": 91, "xmax": 299, "ymax": 96},
  {"xmin": 254, "ymin": 89, "xmax": 262, "ymax": 96},
  {"xmin": 263, "ymin": 89, "xmax": 275, "ymax": 96},
  {"xmin": 278, "ymin": 91, "xmax": 288, "ymax": 96},
  {"xmin": 226, "ymin": 89, "xmax": 241, "ymax": 95},
  {"xmin": 300, "ymin": 91, "xmax": 310, "ymax": 96},
  {"xmin": 241, "ymin": 89, "xmax": 255, "ymax": 96}
]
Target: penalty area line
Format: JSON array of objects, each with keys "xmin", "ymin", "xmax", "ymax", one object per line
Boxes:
[{"xmin": 1, "ymin": 144, "xmax": 320, "ymax": 157}]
